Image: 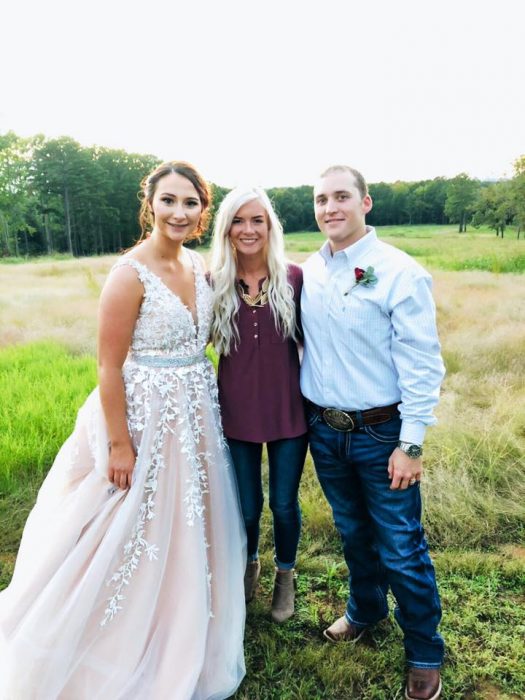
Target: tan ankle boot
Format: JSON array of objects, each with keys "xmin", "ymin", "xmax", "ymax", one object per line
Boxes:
[
  {"xmin": 271, "ymin": 569, "xmax": 296, "ymax": 623},
  {"xmin": 244, "ymin": 560, "xmax": 261, "ymax": 603}
]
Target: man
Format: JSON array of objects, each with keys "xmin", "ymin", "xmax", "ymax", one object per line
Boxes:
[{"xmin": 301, "ymin": 165, "xmax": 445, "ymax": 700}]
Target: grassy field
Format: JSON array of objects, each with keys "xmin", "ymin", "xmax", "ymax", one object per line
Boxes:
[
  {"xmin": 0, "ymin": 226, "xmax": 524, "ymax": 698},
  {"xmin": 284, "ymin": 226, "xmax": 525, "ymax": 273}
]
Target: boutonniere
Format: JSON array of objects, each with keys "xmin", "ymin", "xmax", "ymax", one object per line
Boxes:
[{"xmin": 344, "ymin": 266, "xmax": 377, "ymax": 295}]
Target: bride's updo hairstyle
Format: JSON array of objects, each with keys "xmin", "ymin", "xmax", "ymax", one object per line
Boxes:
[{"xmin": 138, "ymin": 161, "xmax": 211, "ymax": 242}]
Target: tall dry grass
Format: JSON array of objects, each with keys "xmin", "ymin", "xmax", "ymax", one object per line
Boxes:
[
  {"xmin": 0, "ymin": 256, "xmax": 114, "ymax": 353},
  {"xmin": 425, "ymin": 272, "xmax": 525, "ymax": 547}
]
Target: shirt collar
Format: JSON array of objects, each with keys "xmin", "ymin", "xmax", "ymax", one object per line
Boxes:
[{"xmin": 319, "ymin": 226, "xmax": 377, "ymax": 264}]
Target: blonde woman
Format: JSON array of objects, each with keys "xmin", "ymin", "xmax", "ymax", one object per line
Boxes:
[{"xmin": 210, "ymin": 187, "xmax": 307, "ymax": 622}]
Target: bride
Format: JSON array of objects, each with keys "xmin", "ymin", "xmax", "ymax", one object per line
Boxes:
[{"xmin": 0, "ymin": 161, "xmax": 246, "ymax": 700}]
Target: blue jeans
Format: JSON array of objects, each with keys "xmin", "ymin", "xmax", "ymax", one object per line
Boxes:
[
  {"xmin": 307, "ymin": 406, "xmax": 444, "ymax": 668},
  {"xmin": 227, "ymin": 434, "xmax": 308, "ymax": 570}
]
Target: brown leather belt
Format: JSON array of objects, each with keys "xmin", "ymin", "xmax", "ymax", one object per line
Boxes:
[{"xmin": 306, "ymin": 400, "xmax": 400, "ymax": 432}]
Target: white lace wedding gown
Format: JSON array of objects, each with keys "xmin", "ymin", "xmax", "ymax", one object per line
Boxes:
[{"xmin": 0, "ymin": 253, "xmax": 246, "ymax": 700}]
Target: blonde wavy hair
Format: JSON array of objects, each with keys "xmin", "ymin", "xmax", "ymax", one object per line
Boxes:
[{"xmin": 209, "ymin": 187, "xmax": 297, "ymax": 356}]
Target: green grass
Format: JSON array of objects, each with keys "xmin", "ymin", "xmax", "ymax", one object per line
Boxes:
[
  {"xmin": 0, "ymin": 341, "xmax": 524, "ymax": 698},
  {"xmin": 0, "ymin": 343, "xmax": 98, "ymax": 557},
  {"xmin": 1, "ymin": 499, "xmax": 524, "ymax": 699},
  {"xmin": 282, "ymin": 226, "xmax": 525, "ymax": 273},
  {"xmin": 0, "ymin": 342, "xmax": 97, "ymax": 494},
  {"xmin": 1, "ymin": 233, "xmax": 524, "ymax": 699},
  {"xmin": 233, "ymin": 547, "xmax": 525, "ymax": 700}
]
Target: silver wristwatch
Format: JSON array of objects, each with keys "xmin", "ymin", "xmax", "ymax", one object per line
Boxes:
[{"xmin": 397, "ymin": 441, "xmax": 423, "ymax": 459}]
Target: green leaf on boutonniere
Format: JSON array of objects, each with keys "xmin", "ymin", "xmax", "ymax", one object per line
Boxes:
[{"xmin": 344, "ymin": 266, "xmax": 378, "ymax": 295}]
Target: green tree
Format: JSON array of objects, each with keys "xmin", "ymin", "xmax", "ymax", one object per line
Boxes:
[
  {"xmin": 419, "ymin": 178, "xmax": 448, "ymax": 224},
  {"xmin": 91, "ymin": 148, "xmax": 160, "ymax": 252},
  {"xmin": 472, "ymin": 182, "xmax": 514, "ymax": 237},
  {"xmin": 0, "ymin": 132, "xmax": 39, "ymax": 256},
  {"xmin": 268, "ymin": 186, "xmax": 315, "ymax": 233},
  {"xmin": 2, "ymin": 129, "xmax": 523, "ymax": 255},
  {"xmin": 29, "ymin": 139, "xmax": 159, "ymax": 256},
  {"xmin": 368, "ymin": 183, "xmax": 395, "ymax": 226},
  {"xmin": 511, "ymin": 155, "xmax": 525, "ymax": 239},
  {"xmin": 32, "ymin": 137, "xmax": 93, "ymax": 255},
  {"xmin": 193, "ymin": 183, "xmax": 230, "ymax": 248},
  {"xmin": 444, "ymin": 173, "xmax": 480, "ymax": 232}
]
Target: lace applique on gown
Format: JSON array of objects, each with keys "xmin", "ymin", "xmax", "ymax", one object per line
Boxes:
[{"xmin": 0, "ymin": 251, "xmax": 246, "ymax": 700}]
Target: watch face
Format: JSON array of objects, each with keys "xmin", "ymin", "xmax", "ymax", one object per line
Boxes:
[
  {"xmin": 399, "ymin": 441, "xmax": 422, "ymax": 458},
  {"xmin": 406, "ymin": 444, "xmax": 422, "ymax": 458}
]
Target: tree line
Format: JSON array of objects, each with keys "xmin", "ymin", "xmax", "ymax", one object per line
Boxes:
[{"xmin": 1, "ymin": 131, "xmax": 524, "ymax": 257}]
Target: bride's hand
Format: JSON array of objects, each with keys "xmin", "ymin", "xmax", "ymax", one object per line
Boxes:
[{"xmin": 108, "ymin": 442, "xmax": 136, "ymax": 490}]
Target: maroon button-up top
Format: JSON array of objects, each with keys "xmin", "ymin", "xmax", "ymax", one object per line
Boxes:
[{"xmin": 218, "ymin": 263, "xmax": 307, "ymax": 443}]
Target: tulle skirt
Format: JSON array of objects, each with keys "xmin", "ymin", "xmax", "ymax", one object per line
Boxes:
[{"xmin": 0, "ymin": 363, "xmax": 246, "ymax": 700}]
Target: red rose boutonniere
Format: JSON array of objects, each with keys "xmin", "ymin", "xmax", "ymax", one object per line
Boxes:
[
  {"xmin": 344, "ymin": 266, "xmax": 378, "ymax": 295},
  {"xmin": 354, "ymin": 266, "xmax": 377, "ymax": 286}
]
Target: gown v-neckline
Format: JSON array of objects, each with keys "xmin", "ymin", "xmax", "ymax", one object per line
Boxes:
[{"xmin": 131, "ymin": 254, "xmax": 200, "ymax": 331}]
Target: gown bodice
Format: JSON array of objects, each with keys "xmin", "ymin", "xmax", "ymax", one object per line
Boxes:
[{"xmin": 112, "ymin": 252, "xmax": 212, "ymax": 359}]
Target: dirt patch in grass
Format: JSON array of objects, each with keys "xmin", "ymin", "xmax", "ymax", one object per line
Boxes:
[
  {"xmin": 501, "ymin": 545, "xmax": 525, "ymax": 561},
  {"xmin": 469, "ymin": 682, "xmax": 523, "ymax": 699}
]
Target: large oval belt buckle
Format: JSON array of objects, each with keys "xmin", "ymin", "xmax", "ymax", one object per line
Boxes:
[{"xmin": 322, "ymin": 408, "xmax": 355, "ymax": 432}]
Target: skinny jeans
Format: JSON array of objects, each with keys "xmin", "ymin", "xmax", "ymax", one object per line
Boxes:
[{"xmin": 227, "ymin": 435, "xmax": 308, "ymax": 570}]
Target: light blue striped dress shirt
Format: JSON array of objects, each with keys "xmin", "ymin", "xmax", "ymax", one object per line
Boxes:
[{"xmin": 300, "ymin": 228, "xmax": 445, "ymax": 445}]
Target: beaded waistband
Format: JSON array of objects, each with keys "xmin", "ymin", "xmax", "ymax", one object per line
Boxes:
[{"xmin": 129, "ymin": 351, "xmax": 207, "ymax": 368}]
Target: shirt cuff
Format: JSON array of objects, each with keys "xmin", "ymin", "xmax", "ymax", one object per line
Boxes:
[{"xmin": 399, "ymin": 421, "xmax": 426, "ymax": 445}]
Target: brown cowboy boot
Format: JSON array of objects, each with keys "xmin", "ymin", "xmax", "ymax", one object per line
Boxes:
[{"xmin": 405, "ymin": 668, "xmax": 442, "ymax": 700}]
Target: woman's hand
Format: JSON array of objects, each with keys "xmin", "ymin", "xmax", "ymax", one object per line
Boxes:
[{"xmin": 108, "ymin": 442, "xmax": 136, "ymax": 490}]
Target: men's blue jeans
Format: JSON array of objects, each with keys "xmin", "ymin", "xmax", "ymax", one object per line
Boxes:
[
  {"xmin": 227, "ymin": 434, "xmax": 308, "ymax": 570},
  {"xmin": 307, "ymin": 407, "xmax": 444, "ymax": 668}
]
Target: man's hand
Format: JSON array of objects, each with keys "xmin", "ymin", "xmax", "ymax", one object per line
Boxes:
[{"xmin": 388, "ymin": 448, "xmax": 422, "ymax": 490}]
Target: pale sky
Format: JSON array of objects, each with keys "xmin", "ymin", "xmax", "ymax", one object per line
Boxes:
[{"xmin": 1, "ymin": 0, "xmax": 523, "ymax": 188}]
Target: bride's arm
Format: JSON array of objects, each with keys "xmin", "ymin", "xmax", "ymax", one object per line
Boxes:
[{"xmin": 97, "ymin": 266, "xmax": 143, "ymax": 490}]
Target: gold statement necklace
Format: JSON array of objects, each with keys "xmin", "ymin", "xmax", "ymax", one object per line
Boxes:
[{"xmin": 237, "ymin": 277, "xmax": 269, "ymax": 307}]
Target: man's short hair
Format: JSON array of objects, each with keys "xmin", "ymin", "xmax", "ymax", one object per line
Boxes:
[{"xmin": 320, "ymin": 165, "xmax": 368, "ymax": 199}]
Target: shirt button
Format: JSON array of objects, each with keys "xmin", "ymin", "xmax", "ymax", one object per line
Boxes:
[
  {"xmin": 254, "ymin": 334, "xmax": 258, "ymax": 339},
  {"xmin": 252, "ymin": 310, "xmax": 256, "ymax": 314},
  {"xmin": 254, "ymin": 322, "xmax": 258, "ymax": 327}
]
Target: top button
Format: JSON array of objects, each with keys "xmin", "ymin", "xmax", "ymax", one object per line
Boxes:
[{"xmin": 252, "ymin": 309, "xmax": 257, "ymax": 314}]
